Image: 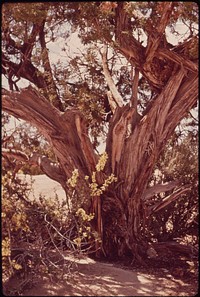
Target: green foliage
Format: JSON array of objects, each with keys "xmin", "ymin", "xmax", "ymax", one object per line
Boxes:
[{"xmin": 3, "ymin": 3, "xmax": 47, "ymax": 23}]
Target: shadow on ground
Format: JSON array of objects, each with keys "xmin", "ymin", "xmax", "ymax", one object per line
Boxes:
[{"xmin": 16, "ymin": 256, "xmax": 196, "ymax": 296}]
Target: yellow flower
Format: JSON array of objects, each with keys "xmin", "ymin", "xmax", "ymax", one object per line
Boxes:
[
  {"xmin": 99, "ymin": 174, "xmax": 117, "ymax": 192},
  {"xmin": 12, "ymin": 262, "xmax": 22, "ymax": 270},
  {"xmin": 96, "ymin": 152, "xmax": 108, "ymax": 172},
  {"xmin": 91, "ymin": 171, "xmax": 96, "ymax": 183},
  {"xmin": 82, "ymin": 232, "xmax": 87, "ymax": 238},
  {"xmin": 2, "ymin": 238, "xmax": 11, "ymax": 257},
  {"xmin": 67, "ymin": 169, "xmax": 79, "ymax": 188},
  {"xmin": 76, "ymin": 208, "xmax": 86, "ymax": 217},
  {"xmin": 73, "ymin": 237, "xmax": 81, "ymax": 247}
]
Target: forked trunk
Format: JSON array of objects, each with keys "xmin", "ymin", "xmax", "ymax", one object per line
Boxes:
[{"xmin": 101, "ymin": 68, "xmax": 197, "ymax": 261}]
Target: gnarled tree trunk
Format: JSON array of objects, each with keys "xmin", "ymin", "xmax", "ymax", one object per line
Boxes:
[{"xmin": 2, "ymin": 63, "xmax": 197, "ymax": 261}]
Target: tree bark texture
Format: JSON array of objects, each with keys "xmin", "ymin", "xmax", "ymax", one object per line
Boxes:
[{"xmin": 102, "ymin": 68, "xmax": 197, "ymax": 260}]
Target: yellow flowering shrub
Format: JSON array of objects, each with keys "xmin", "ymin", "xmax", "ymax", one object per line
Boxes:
[
  {"xmin": 73, "ymin": 208, "xmax": 95, "ymax": 250},
  {"xmin": 2, "ymin": 171, "xmax": 31, "ymax": 281},
  {"xmin": 68, "ymin": 154, "xmax": 117, "ymax": 252},
  {"xmin": 2, "ymin": 238, "xmax": 11, "ymax": 258},
  {"xmin": 89, "ymin": 172, "xmax": 117, "ymax": 196},
  {"xmin": 67, "ymin": 168, "xmax": 79, "ymax": 188},
  {"xmin": 1, "ymin": 151, "xmax": 116, "ymax": 286},
  {"xmin": 88, "ymin": 152, "xmax": 117, "ymax": 196},
  {"xmin": 95, "ymin": 152, "xmax": 108, "ymax": 172}
]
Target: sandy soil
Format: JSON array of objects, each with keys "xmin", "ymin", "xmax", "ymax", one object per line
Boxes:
[{"xmin": 10, "ymin": 255, "xmax": 194, "ymax": 297}]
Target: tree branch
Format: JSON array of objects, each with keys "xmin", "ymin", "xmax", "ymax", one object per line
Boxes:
[
  {"xmin": 130, "ymin": 67, "xmax": 139, "ymax": 110},
  {"xmin": 149, "ymin": 186, "xmax": 191, "ymax": 214},
  {"xmin": 38, "ymin": 20, "xmax": 64, "ymax": 111},
  {"xmin": 115, "ymin": 2, "xmax": 144, "ymax": 66},
  {"xmin": 143, "ymin": 180, "xmax": 181, "ymax": 201},
  {"xmin": 2, "ymin": 52, "xmax": 47, "ymax": 90},
  {"xmin": 2, "ymin": 147, "xmax": 67, "ymax": 186},
  {"xmin": 163, "ymin": 71, "xmax": 198, "ymax": 141},
  {"xmin": 2, "ymin": 148, "xmax": 29, "ymax": 162},
  {"xmin": 2, "ymin": 87, "xmax": 97, "ymax": 180},
  {"xmin": 154, "ymin": 67, "xmax": 187, "ymax": 139},
  {"xmin": 158, "ymin": 48, "xmax": 198, "ymax": 73},
  {"xmin": 106, "ymin": 91, "xmax": 117, "ymax": 114},
  {"xmin": 145, "ymin": 2, "xmax": 174, "ymax": 63},
  {"xmin": 120, "ymin": 66, "xmax": 197, "ymax": 198},
  {"xmin": 114, "ymin": 2, "xmax": 164, "ymax": 90},
  {"xmin": 113, "ymin": 2, "xmax": 197, "ymax": 92},
  {"xmin": 101, "ymin": 45, "xmax": 124, "ymax": 108},
  {"xmin": 2, "ymin": 18, "xmax": 64, "ymax": 111},
  {"xmin": 29, "ymin": 153, "xmax": 67, "ymax": 184},
  {"xmin": 2, "ymin": 87, "xmax": 60, "ymax": 142}
]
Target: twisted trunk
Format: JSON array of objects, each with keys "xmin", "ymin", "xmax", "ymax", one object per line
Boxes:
[
  {"xmin": 101, "ymin": 67, "xmax": 197, "ymax": 260},
  {"xmin": 3, "ymin": 63, "xmax": 197, "ymax": 261}
]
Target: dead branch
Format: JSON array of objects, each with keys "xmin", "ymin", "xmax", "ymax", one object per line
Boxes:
[
  {"xmin": 150, "ymin": 186, "xmax": 191, "ymax": 214},
  {"xmin": 101, "ymin": 45, "xmax": 124, "ymax": 108},
  {"xmin": 107, "ymin": 91, "xmax": 117, "ymax": 114},
  {"xmin": 143, "ymin": 180, "xmax": 181, "ymax": 201}
]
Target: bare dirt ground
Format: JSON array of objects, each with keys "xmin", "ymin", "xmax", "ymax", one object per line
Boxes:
[
  {"xmin": 4, "ymin": 255, "xmax": 198, "ymax": 296},
  {"xmin": 5, "ymin": 174, "xmax": 197, "ymax": 296}
]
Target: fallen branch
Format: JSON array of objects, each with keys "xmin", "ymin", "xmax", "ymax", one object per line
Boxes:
[{"xmin": 152, "ymin": 241, "xmax": 198, "ymax": 257}]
